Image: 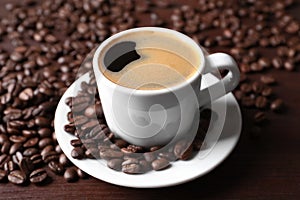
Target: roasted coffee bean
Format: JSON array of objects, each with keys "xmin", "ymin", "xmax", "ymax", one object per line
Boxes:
[
  {"xmin": 41, "ymin": 145, "xmax": 54, "ymax": 157},
  {"xmin": 59, "ymin": 153, "xmax": 70, "ymax": 167},
  {"xmin": 139, "ymin": 160, "xmax": 151, "ymax": 172},
  {"xmin": 48, "ymin": 161, "xmax": 65, "ymax": 175},
  {"xmin": 77, "ymin": 168, "xmax": 88, "ymax": 179},
  {"xmin": 29, "ymin": 168, "xmax": 48, "ymax": 183},
  {"xmin": 272, "ymin": 58, "xmax": 283, "ymax": 69},
  {"xmin": 19, "ymin": 88, "xmax": 33, "ymax": 101},
  {"xmin": 260, "ymin": 75, "xmax": 276, "ymax": 85},
  {"xmin": 0, "ymin": 169, "xmax": 7, "ymax": 181},
  {"xmin": 255, "ymin": 96, "xmax": 268, "ymax": 109},
  {"xmin": 271, "ymin": 99, "xmax": 284, "ymax": 112},
  {"xmin": 23, "ymin": 148, "xmax": 39, "ymax": 157},
  {"xmin": 9, "ymin": 143, "xmax": 22, "ymax": 155},
  {"xmin": 81, "ymin": 120, "xmax": 99, "ymax": 131},
  {"xmin": 262, "ymin": 87, "xmax": 273, "ymax": 97},
  {"xmin": 72, "ymin": 102, "xmax": 90, "ymax": 112},
  {"xmin": 8, "ymin": 170, "xmax": 26, "ymax": 185},
  {"xmin": 107, "ymin": 159, "xmax": 123, "ymax": 171},
  {"xmin": 35, "ymin": 117, "xmax": 51, "ymax": 127},
  {"xmin": 179, "ymin": 144, "xmax": 194, "ymax": 160},
  {"xmin": 55, "ymin": 145, "xmax": 62, "ymax": 154},
  {"xmin": 241, "ymin": 96, "xmax": 255, "ymax": 107},
  {"xmin": 143, "ymin": 152, "xmax": 156, "ymax": 162},
  {"xmin": 73, "ymin": 115, "xmax": 88, "ymax": 126},
  {"xmin": 70, "ymin": 139, "xmax": 82, "ymax": 147},
  {"xmin": 19, "ymin": 157, "xmax": 34, "ymax": 176},
  {"xmin": 71, "ymin": 147, "xmax": 85, "ymax": 159},
  {"xmin": 84, "ymin": 105, "xmax": 96, "ymax": 118},
  {"xmin": 4, "ymin": 160, "xmax": 17, "ymax": 172},
  {"xmin": 254, "ymin": 112, "xmax": 267, "ymax": 124},
  {"xmin": 252, "ymin": 82, "xmax": 265, "ymax": 94},
  {"xmin": 151, "ymin": 158, "xmax": 170, "ymax": 171},
  {"xmin": 38, "ymin": 137, "xmax": 53, "ymax": 149},
  {"xmin": 0, "ymin": 154, "xmax": 11, "ymax": 169},
  {"xmin": 42, "ymin": 150, "xmax": 59, "ymax": 163},
  {"xmin": 174, "ymin": 140, "xmax": 189, "ymax": 159},
  {"xmin": 158, "ymin": 152, "xmax": 177, "ymax": 161},
  {"xmin": 284, "ymin": 60, "xmax": 295, "ymax": 71},
  {"xmin": 150, "ymin": 146, "xmax": 162, "ymax": 152},
  {"xmin": 113, "ymin": 139, "xmax": 128, "ymax": 149},
  {"xmin": 64, "ymin": 168, "xmax": 78, "ymax": 182},
  {"xmin": 0, "ymin": 134, "xmax": 8, "ymax": 144},
  {"xmin": 122, "ymin": 163, "xmax": 142, "ymax": 174},
  {"xmin": 30, "ymin": 154, "xmax": 43, "ymax": 165},
  {"xmin": 1, "ymin": 141, "xmax": 11, "ymax": 154},
  {"xmin": 23, "ymin": 137, "xmax": 39, "ymax": 148},
  {"xmin": 125, "ymin": 145, "xmax": 144, "ymax": 153},
  {"xmin": 100, "ymin": 148, "xmax": 123, "ymax": 160},
  {"xmin": 240, "ymin": 83, "xmax": 252, "ymax": 93},
  {"xmin": 38, "ymin": 128, "xmax": 52, "ymax": 138},
  {"xmin": 9, "ymin": 135, "xmax": 27, "ymax": 143}
]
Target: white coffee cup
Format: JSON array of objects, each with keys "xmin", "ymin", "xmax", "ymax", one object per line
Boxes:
[{"xmin": 93, "ymin": 27, "xmax": 240, "ymax": 147}]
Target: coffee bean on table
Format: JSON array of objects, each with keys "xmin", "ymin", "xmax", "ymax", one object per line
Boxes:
[
  {"xmin": 9, "ymin": 143, "xmax": 22, "ymax": 155},
  {"xmin": 29, "ymin": 168, "xmax": 48, "ymax": 183},
  {"xmin": 0, "ymin": 169, "xmax": 7, "ymax": 182},
  {"xmin": 260, "ymin": 75, "xmax": 276, "ymax": 85},
  {"xmin": 64, "ymin": 168, "xmax": 78, "ymax": 182},
  {"xmin": 4, "ymin": 160, "xmax": 17, "ymax": 172},
  {"xmin": 254, "ymin": 112, "xmax": 267, "ymax": 124},
  {"xmin": 30, "ymin": 154, "xmax": 43, "ymax": 165},
  {"xmin": 271, "ymin": 99, "xmax": 284, "ymax": 112},
  {"xmin": 48, "ymin": 161, "xmax": 65, "ymax": 175},
  {"xmin": 77, "ymin": 168, "xmax": 88, "ymax": 179},
  {"xmin": 255, "ymin": 96, "xmax": 268, "ymax": 109},
  {"xmin": 59, "ymin": 153, "xmax": 70, "ymax": 167},
  {"xmin": 8, "ymin": 170, "xmax": 26, "ymax": 185}
]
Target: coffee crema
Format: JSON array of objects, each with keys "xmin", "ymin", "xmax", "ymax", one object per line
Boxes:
[{"xmin": 100, "ymin": 47, "xmax": 198, "ymax": 90}]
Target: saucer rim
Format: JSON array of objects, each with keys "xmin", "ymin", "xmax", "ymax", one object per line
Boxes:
[{"xmin": 54, "ymin": 73, "xmax": 242, "ymax": 188}]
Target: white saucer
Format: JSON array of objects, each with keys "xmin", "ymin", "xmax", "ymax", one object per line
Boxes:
[{"xmin": 54, "ymin": 73, "xmax": 242, "ymax": 188}]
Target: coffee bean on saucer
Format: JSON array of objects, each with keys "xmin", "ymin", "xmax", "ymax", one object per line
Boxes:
[
  {"xmin": 107, "ymin": 159, "xmax": 123, "ymax": 171},
  {"xmin": 151, "ymin": 158, "xmax": 170, "ymax": 171},
  {"xmin": 122, "ymin": 158, "xmax": 142, "ymax": 174},
  {"xmin": 71, "ymin": 147, "xmax": 85, "ymax": 159}
]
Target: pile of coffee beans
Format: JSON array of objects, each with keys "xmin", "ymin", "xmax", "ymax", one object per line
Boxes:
[
  {"xmin": 0, "ymin": 0, "xmax": 299, "ymax": 184},
  {"xmin": 64, "ymin": 71, "xmax": 208, "ymax": 174}
]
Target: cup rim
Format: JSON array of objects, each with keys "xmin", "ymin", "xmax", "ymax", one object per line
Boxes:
[{"xmin": 92, "ymin": 27, "xmax": 205, "ymax": 96}]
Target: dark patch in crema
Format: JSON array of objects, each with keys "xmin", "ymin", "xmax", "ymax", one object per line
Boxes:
[{"xmin": 104, "ymin": 41, "xmax": 141, "ymax": 72}]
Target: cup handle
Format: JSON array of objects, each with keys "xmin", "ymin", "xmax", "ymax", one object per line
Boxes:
[{"xmin": 198, "ymin": 53, "xmax": 240, "ymax": 107}]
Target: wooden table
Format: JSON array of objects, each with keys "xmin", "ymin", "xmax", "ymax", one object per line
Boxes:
[{"xmin": 1, "ymin": 0, "xmax": 300, "ymax": 199}]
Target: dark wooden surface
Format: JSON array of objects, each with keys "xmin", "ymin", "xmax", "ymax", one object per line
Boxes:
[{"xmin": 1, "ymin": 0, "xmax": 300, "ymax": 199}]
